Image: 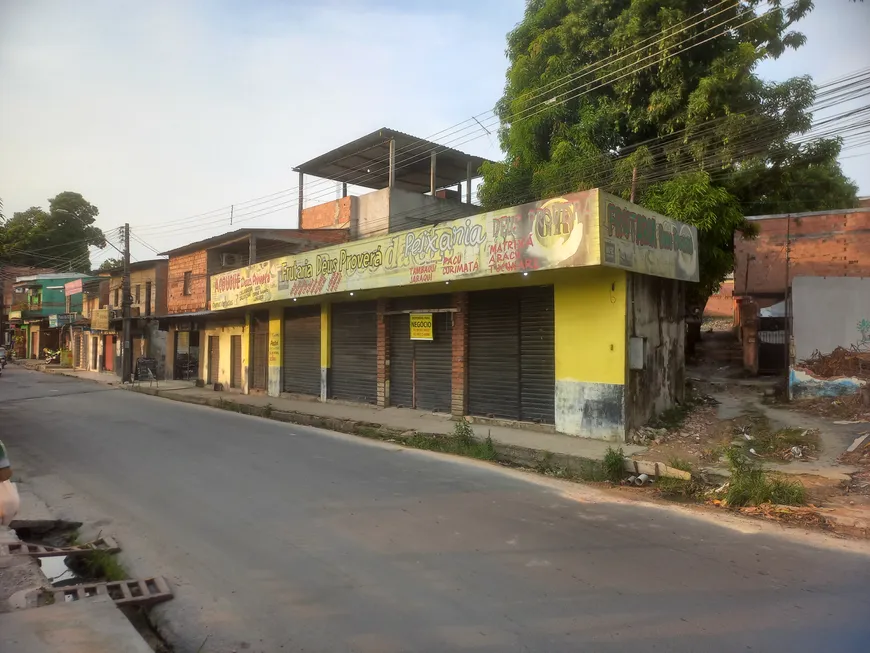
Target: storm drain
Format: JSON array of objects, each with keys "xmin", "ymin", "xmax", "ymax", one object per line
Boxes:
[
  {"xmin": 3, "ymin": 536, "xmax": 120, "ymax": 557},
  {"xmin": 53, "ymin": 576, "xmax": 173, "ymax": 607}
]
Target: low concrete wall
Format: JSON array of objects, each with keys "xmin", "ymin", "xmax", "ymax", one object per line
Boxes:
[{"xmin": 789, "ymin": 367, "xmax": 866, "ymax": 399}]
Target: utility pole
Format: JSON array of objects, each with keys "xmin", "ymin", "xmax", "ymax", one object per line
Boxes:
[{"xmin": 121, "ymin": 223, "xmax": 132, "ymax": 383}]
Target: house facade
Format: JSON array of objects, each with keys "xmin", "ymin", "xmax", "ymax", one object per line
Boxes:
[
  {"xmin": 160, "ymin": 228, "xmax": 348, "ymax": 385},
  {"xmin": 8, "ymin": 273, "xmax": 91, "ymax": 359}
]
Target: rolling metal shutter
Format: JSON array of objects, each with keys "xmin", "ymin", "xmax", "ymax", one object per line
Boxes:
[
  {"xmin": 468, "ymin": 289, "xmax": 520, "ymax": 420},
  {"xmin": 388, "ymin": 295, "xmax": 452, "ymax": 412},
  {"xmin": 207, "ymin": 335, "xmax": 220, "ymax": 384},
  {"xmin": 283, "ymin": 306, "xmax": 321, "ymax": 396},
  {"xmin": 331, "ymin": 301, "xmax": 377, "ymax": 403},
  {"xmin": 519, "ymin": 286, "xmax": 555, "ymax": 424},
  {"xmin": 414, "ymin": 312, "xmax": 452, "ymax": 412},
  {"xmin": 467, "ymin": 286, "xmax": 555, "ymax": 423},
  {"xmin": 230, "ymin": 335, "xmax": 242, "ymax": 388},
  {"xmin": 251, "ymin": 313, "xmax": 269, "ymax": 390},
  {"xmin": 389, "ymin": 313, "xmax": 414, "ymax": 408}
]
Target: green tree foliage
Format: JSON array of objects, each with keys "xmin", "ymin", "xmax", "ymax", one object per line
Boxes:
[
  {"xmin": 98, "ymin": 257, "xmax": 124, "ymax": 271},
  {"xmin": 480, "ymin": 0, "xmax": 859, "ymax": 304},
  {"xmin": 0, "ymin": 192, "xmax": 105, "ymax": 272}
]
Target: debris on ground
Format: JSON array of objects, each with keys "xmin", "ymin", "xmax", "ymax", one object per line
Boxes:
[
  {"xmin": 798, "ymin": 346, "xmax": 870, "ymax": 380},
  {"xmin": 791, "ymin": 392, "xmax": 870, "ymax": 422}
]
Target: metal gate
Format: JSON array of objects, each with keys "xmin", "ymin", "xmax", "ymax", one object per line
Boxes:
[
  {"xmin": 207, "ymin": 336, "xmax": 220, "ymax": 385},
  {"xmin": 467, "ymin": 286, "xmax": 555, "ymax": 423},
  {"xmin": 230, "ymin": 335, "xmax": 242, "ymax": 388},
  {"xmin": 75, "ymin": 332, "xmax": 85, "ymax": 368},
  {"xmin": 283, "ymin": 306, "xmax": 321, "ymax": 396},
  {"xmin": 330, "ymin": 301, "xmax": 377, "ymax": 403},
  {"xmin": 251, "ymin": 313, "xmax": 269, "ymax": 390},
  {"xmin": 388, "ymin": 295, "xmax": 452, "ymax": 412}
]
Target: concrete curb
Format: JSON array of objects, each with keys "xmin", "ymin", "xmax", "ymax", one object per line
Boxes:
[{"xmin": 128, "ymin": 386, "xmax": 617, "ymax": 481}]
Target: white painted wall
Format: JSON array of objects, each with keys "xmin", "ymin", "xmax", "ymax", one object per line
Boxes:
[{"xmin": 792, "ymin": 276, "xmax": 870, "ymax": 361}]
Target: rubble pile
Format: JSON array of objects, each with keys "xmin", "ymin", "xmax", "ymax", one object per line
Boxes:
[{"xmin": 799, "ymin": 347, "xmax": 870, "ymax": 380}]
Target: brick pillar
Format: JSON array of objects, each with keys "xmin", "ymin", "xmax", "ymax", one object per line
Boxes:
[
  {"xmin": 376, "ymin": 298, "xmax": 390, "ymax": 408},
  {"xmin": 451, "ymin": 292, "xmax": 468, "ymax": 417},
  {"xmin": 739, "ymin": 299, "xmax": 759, "ymax": 375}
]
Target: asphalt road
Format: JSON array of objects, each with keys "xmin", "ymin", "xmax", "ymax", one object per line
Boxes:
[{"xmin": 2, "ymin": 366, "xmax": 870, "ymax": 653}]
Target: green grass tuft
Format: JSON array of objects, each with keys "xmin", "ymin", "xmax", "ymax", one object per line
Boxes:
[
  {"xmin": 723, "ymin": 446, "xmax": 806, "ymax": 507},
  {"xmin": 603, "ymin": 447, "xmax": 625, "ymax": 483}
]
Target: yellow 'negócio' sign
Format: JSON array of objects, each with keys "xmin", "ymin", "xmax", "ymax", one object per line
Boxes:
[
  {"xmin": 409, "ymin": 313, "xmax": 433, "ymax": 341},
  {"xmin": 209, "ymin": 190, "xmax": 699, "ymax": 310}
]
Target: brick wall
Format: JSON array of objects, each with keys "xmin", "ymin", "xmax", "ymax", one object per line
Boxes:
[
  {"xmin": 376, "ymin": 298, "xmax": 389, "ymax": 408},
  {"xmin": 735, "ymin": 209, "xmax": 870, "ymax": 296},
  {"xmin": 703, "ymin": 279, "xmax": 734, "ymax": 318},
  {"xmin": 300, "ymin": 198, "xmax": 353, "ymax": 230},
  {"xmin": 168, "ymin": 250, "xmax": 208, "ymax": 314},
  {"xmin": 451, "ymin": 292, "xmax": 468, "ymax": 417}
]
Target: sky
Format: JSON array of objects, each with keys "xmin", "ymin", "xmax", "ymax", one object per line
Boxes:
[{"xmin": 1, "ymin": 0, "xmax": 868, "ymax": 265}]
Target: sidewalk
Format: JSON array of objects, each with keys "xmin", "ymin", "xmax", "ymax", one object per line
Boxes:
[
  {"xmin": 0, "ymin": 489, "xmax": 152, "ymax": 652},
  {"xmin": 153, "ymin": 384, "xmax": 648, "ymax": 461},
  {"xmin": 44, "ymin": 365, "xmax": 660, "ymax": 477}
]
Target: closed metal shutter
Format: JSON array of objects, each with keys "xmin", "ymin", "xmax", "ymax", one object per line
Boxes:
[
  {"xmin": 283, "ymin": 306, "xmax": 321, "ymax": 396},
  {"xmin": 468, "ymin": 286, "xmax": 555, "ymax": 423},
  {"xmin": 520, "ymin": 286, "xmax": 555, "ymax": 424},
  {"xmin": 468, "ymin": 289, "xmax": 520, "ymax": 420},
  {"xmin": 389, "ymin": 313, "xmax": 414, "ymax": 407},
  {"xmin": 251, "ymin": 313, "xmax": 269, "ymax": 390},
  {"xmin": 208, "ymin": 335, "xmax": 220, "ymax": 384},
  {"xmin": 331, "ymin": 301, "xmax": 377, "ymax": 403},
  {"xmin": 230, "ymin": 335, "xmax": 242, "ymax": 388},
  {"xmin": 414, "ymin": 312, "xmax": 452, "ymax": 412},
  {"xmin": 388, "ymin": 295, "xmax": 452, "ymax": 412}
]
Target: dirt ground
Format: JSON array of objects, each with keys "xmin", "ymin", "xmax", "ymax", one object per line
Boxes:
[{"xmin": 630, "ymin": 328, "xmax": 870, "ymax": 538}]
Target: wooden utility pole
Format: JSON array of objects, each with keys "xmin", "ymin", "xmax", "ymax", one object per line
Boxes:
[{"xmin": 629, "ymin": 166, "xmax": 638, "ymax": 203}]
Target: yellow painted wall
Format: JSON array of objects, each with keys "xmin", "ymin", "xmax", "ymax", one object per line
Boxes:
[
  {"xmin": 201, "ymin": 324, "xmax": 249, "ymax": 392},
  {"xmin": 320, "ymin": 303, "xmax": 331, "ymax": 369},
  {"xmin": 554, "ymin": 268, "xmax": 626, "ymax": 385}
]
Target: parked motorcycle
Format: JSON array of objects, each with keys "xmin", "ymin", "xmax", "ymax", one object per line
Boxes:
[{"xmin": 43, "ymin": 348, "xmax": 61, "ymax": 364}]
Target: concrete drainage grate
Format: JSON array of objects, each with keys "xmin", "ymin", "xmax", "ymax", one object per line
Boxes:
[
  {"xmin": 53, "ymin": 576, "xmax": 173, "ymax": 607},
  {"xmin": 2, "ymin": 536, "xmax": 121, "ymax": 557}
]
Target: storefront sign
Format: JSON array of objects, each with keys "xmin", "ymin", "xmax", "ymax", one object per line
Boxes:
[
  {"xmin": 91, "ymin": 308, "xmax": 110, "ymax": 331},
  {"xmin": 8, "ymin": 311, "xmax": 21, "ymax": 321},
  {"xmin": 409, "ymin": 313, "xmax": 433, "ymax": 341},
  {"xmin": 48, "ymin": 314, "xmax": 74, "ymax": 328},
  {"xmin": 600, "ymin": 193, "xmax": 699, "ymax": 282},
  {"xmin": 210, "ymin": 189, "xmax": 699, "ymax": 311},
  {"xmin": 64, "ymin": 279, "xmax": 83, "ymax": 296}
]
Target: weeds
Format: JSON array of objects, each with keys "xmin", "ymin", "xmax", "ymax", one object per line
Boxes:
[
  {"xmin": 262, "ymin": 403, "xmax": 273, "ymax": 418},
  {"xmin": 667, "ymin": 456, "xmax": 693, "ymax": 473},
  {"xmin": 751, "ymin": 426, "xmax": 819, "ymax": 457},
  {"xmin": 603, "ymin": 447, "xmax": 626, "ymax": 483},
  {"xmin": 70, "ymin": 550, "xmax": 129, "ymax": 582},
  {"xmin": 723, "ymin": 446, "xmax": 806, "ymax": 506},
  {"xmin": 403, "ymin": 421, "xmax": 497, "ymax": 461}
]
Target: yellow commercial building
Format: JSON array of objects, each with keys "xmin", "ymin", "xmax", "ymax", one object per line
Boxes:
[{"xmin": 202, "ymin": 189, "xmax": 698, "ymax": 442}]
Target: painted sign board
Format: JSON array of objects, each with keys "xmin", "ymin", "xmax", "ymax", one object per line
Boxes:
[
  {"xmin": 91, "ymin": 308, "xmax": 110, "ymax": 331},
  {"xmin": 210, "ymin": 189, "xmax": 699, "ymax": 311},
  {"xmin": 8, "ymin": 311, "xmax": 21, "ymax": 320},
  {"xmin": 409, "ymin": 313, "xmax": 433, "ymax": 341},
  {"xmin": 599, "ymin": 192, "xmax": 699, "ymax": 282},
  {"xmin": 64, "ymin": 279, "xmax": 83, "ymax": 296},
  {"xmin": 48, "ymin": 314, "xmax": 74, "ymax": 328}
]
